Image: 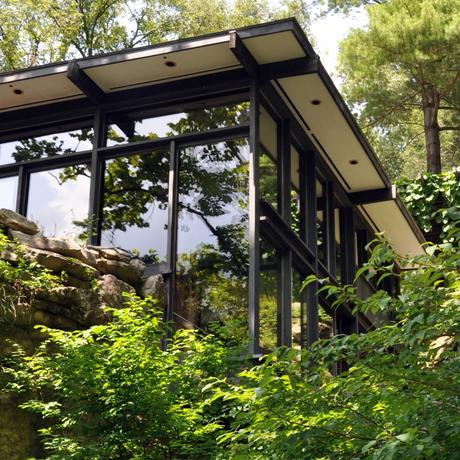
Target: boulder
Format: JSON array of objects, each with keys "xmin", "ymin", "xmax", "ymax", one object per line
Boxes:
[
  {"xmin": 28, "ymin": 248, "xmax": 99, "ymax": 281},
  {"xmin": 96, "ymin": 257, "xmax": 145, "ymax": 286},
  {"xmin": 0, "ymin": 209, "xmax": 39, "ymax": 235},
  {"xmin": 34, "ymin": 287, "xmax": 104, "ymax": 326},
  {"xmin": 141, "ymin": 274, "xmax": 166, "ymax": 299},
  {"xmin": 88, "ymin": 245, "xmax": 132, "ymax": 263},
  {"xmin": 99, "ymin": 274, "xmax": 135, "ymax": 308},
  {"xmin": 9, "ymin": 230, "xmax": 83, "ymax": 259}
]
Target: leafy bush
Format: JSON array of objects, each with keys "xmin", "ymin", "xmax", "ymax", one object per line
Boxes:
[
  {"xmin": 4, "ymin": 236, "xmax": 460, "ymax": 459},
  {"xmin": 398, "ymin": 169, "xmax": 460, "ymax": 242},
  {"xmin": 4, "ymin": 295, "xmax": 246, "ymax": 459},
  {"xmin": 204, "ymin": 237, "xmax": 460, "ymax": 459}
]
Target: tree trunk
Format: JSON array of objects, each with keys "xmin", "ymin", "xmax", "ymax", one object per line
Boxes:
[{"xmin": 423, "ymin": 89, "xmax": 442, "ymax": 173}]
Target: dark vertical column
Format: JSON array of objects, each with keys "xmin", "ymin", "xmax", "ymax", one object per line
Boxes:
[
  {"xmin": 88, "ymin": 108, "xmax": 107, "ymax": 245},
  {"xmin": 278, "ymin": 119, "xmax": 292, "ymax": 347},
  {"xmin": 16, "ymin": 166, "xmax": 29, "ymax": 216},
  {"xmin": 166, "ymin": 140, "xmax": 179, "ymax": 327},
  {"xmin": 325, "ymin": 182, "xmax": 336, "ymax": 278},
  {"xmin": 340, "ymin": 208, "xmax": 356, "ymax": 285},
  {"xmin": 249, "ymin": 82, "xmax": 261, "ymax": 355},
  {"xmin": 356, "ymin": 229, "xmax": 369, "ymax": 267},
  {"xmin": 339, "ymin": 207, "xmax": 358, "ymax": 334},
  {"xmin": 305, "ymin": 150, "xmax": 319, "ymax": 346}
]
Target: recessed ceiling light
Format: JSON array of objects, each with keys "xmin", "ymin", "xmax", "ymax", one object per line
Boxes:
[
  {"xmin": 13, "ymin": 88, "xmax": 23, "ymax": 95},
  {"xmin": 311, "ymin": 99, "xmax": 321, "ymax": 105},
  {"xmin": 165, "ymin": 60, "xmax": 176, "ymax": 67},
  {"xmin": 349, "ymin": 159, "xmax": 359, "ymax": 165}
]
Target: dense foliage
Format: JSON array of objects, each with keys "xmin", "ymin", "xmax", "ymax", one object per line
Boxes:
[
  {"xmin": 338, "ymin": 0, "xmax": 460, "ymax": 177},
  {"xmin": 0, "ymin": 230, "xmax": 63, "ymax": 321},
  {"xmin": 3, "ymin": 233, "xmax": 460, "ymax": 459},
  {"xmin": 398, "ymin": 169, "xmax": 460, "ymax": 242}
]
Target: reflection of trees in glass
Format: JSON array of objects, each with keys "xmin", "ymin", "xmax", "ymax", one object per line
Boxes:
[
  {"xmin": 175, "ymin": 140, "xmax": 249, "ymax": 339},
  {"xmin": 10, "ymin": 128, "xmax": 93, "ymax": 163},
  {"xmin": 259, "ymin": 239, "xmax": 278, "ymax": 350},
  {"xmin": 259, "ymin": 151, "xmax": 278, "ymax": 209}
]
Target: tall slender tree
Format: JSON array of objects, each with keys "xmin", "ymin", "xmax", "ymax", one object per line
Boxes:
[{"xmin": 337, "ymin": 0, "xmax": 460, "ymax": 175}]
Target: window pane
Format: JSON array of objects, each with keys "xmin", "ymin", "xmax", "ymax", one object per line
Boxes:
[
  {"xmin": 335, "ymin": 208, "xmax": 341, "ymax": 282},
  {"xmin": 259, "ymin": 238, "xmax": 279, "ymax": 351},
  {"xmin": 291, "ymin": 147, "xmax": 300, "ymax": 235},
  {"xmin": 0, "ymin": 129, "xmax": 93, "ymax": 165},
  {"xmin": 292, "ymin": 270, "xmax": 307, "ymax": 348},
  {"xmin": 0, "ymin": 176, "xmax": 18, "ymax": 211},
  {"xmin": 27, "ymin": 166, "xmax": 90, "ymax": 239},
  {"xmin": 260, "ymin": 151, "xmax": 278, "ymax": 208},
  {"xmin": 317, "ymin": 179, "xmax": 327, "ymax": 265},
  {"xmin": 101, "ymin": 150, "xmax": 169, "ymax": 262},
  {"xmin": 107, "ymin": 103, "xmax": 249, "ymax": 146},
  {"xmin": 176, "ymin": 139, "xmax": 249, "ymax": 340}
]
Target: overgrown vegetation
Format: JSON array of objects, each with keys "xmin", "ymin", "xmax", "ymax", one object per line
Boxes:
[
  {"xmin": 0, "ymin": 231, "xmax": 63, "ymax": 320},
  {"xmin": 3, "ymin": 231, "xmax": 460, "ymax": 459},
  {"xmin": 398, "ymin": 169, "xmax": 460, "ymax": 242}
]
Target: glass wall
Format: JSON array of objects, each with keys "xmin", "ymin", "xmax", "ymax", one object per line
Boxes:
[
  {"xmin": 259, "ymin": 238, "xmax": 279, "ymax": 350},
  {"xmin": 107, "ymin": 103, "xmax": 250, "ymax": 146},
  {"xmin": 101, "ymin": 150, "xmax": 169, "ymax": 262},
  {"xmin": 0, "ymin": 176, "xmax": 18, "ymax": 211},
  {"xmin": 175, "ymin": 139, "xmax": 249, "ymax": 340},
  {"xmin": 28, "ymin": 166, "xmax": 90, "ymax": 239},
  {"xmin": 291, "ymin": 147, "xmax": 300, "ymax": 235},
  {"xmin": 0, "ymin": 128, "xmax": 93, "ymax": 165},
  {"xmin": 292, "ymin": 270, "xmax": 307, "ymax": 348},
  {"xmin": 259, "ymin": 107, "xmax": 279, "ymax": 210}
]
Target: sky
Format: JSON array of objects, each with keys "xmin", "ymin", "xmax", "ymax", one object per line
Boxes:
[{"xmin": 309, "ymin": 8, "xmax": 368, "ymax": 82}]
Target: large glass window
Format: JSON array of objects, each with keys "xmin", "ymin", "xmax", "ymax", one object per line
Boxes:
[
  {"xmin": 259, "ymin": 239, "xmax": 279, "ymax": 350},
  {"xmin": 259, "ymin": 106, "xmax": 279, "ymax": 210},
  {"xmin": 291, "ymin": 147, "xmax": 300, "ymax": 235},
  {"xmin": 317, "ymin": 179, "xmax": 327, "ymax": 265},
  {"xmin": 0, "ymin": 176, "xmax": 18, "ymax": 211},
  {"xmin": 107, "ymin": 103, "xmax": 249, "ymax": 146},
  {"xmin": 101, "ymin": 150, "xmax": 169, "ymax": 263},
  {"xmin": 27, "ymin": 166, "xmax": 90, "ymax": 239},
  {"xmin": 175, "ymin": 139, "xmax": 249, "ymax": 341},
  {"xmin": 292, "ymin": 270, "xmax": 307, "ymax": 348},
  {"xmin": 0, "ymin": 128, "xmax": 93, "ymax": 165}
]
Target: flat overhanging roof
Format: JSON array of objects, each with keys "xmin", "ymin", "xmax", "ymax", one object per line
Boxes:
[{"xmin": 0, "ymin": 18, "xmax": 425, "ymax": 256}]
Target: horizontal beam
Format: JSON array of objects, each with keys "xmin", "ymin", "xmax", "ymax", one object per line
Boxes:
[
  {"xmin": 0, "ymin": 70, "xmax": 250, "ymax": 141},
  {"xmin": 348, "ymin": 186, "xmax": 396, "ymax": 205},
  {"xmin": 229, "ymin": 31, "xmax": 258, "ymax": 78},
  {"xmin": 67, "ymin": 60, "xmax": 106, "ymax": 104},
  {"xmin": 260, "ymin": 56, "xmax": 319, "ymax": 82},
  {"xmin": 260, "ymin": 200, "xmax": 316, "ymax": 274}
]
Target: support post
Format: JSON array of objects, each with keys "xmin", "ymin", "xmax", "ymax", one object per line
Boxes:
[
  {"xmin": 339, "ymin": 207, "xmax": 358, "ymax": 334},
  {"xmin": 325, "ymin": 181, "xmax": 336, "ymax": 278},
  {"xmin": 88, "ymin": 108, "xmax": 106, "ymax": 245},
  {"xmin": 166, "ymin": 140, "xmax": 179, "ymax": 327},
  {"xmin": 248, "ymin": 82, "xmax": 261, "ymax": 355},
  {"xmin": 304, "ymin": 150, "xmax": 319, "ymax": 346},
  {"xmin": 15, "ymin": 166, "xmax": 29, "ymax": 216},
  {"xmin": 278, "ymin": 119, "xmax": 292, "ymax": 347}
]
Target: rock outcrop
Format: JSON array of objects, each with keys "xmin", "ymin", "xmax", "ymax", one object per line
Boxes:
[{"xmin": 0, "ymin": 209, "xmax": 166, "ymax": 460}]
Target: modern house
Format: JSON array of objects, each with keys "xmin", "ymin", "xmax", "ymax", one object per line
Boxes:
[{"xmin": 0, "ymin": 19, "xmax": 424, "ymax": 354}]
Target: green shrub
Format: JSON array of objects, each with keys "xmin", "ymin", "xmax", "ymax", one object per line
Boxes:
[{"xmin": 3, "ymin": 235, "xmax": 460, "ymax": 459}]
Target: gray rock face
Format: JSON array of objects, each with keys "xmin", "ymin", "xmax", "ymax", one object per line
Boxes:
[
  {"xmin": 88, "ymin": 245, "xmax": 133, "ymax": 263},
  {"xmin": 9, "ymin": 230, "xmax": 90, "ymax": 260},
  {"xmin": 141, "ymin": 274, "xmax": 166, "ymax": 299},
  {"xmin": 0, "ymin": 209, "xmax": 39, "ymax": 235},
  {"xmin": 96, "ymin": 257, "xmax": 145, "ymax": 286},
  {"xmin": 99, "ymin": 274, "xmax": 135, "ymax": 308},
  {"xmin": 28, "ymin": 248, "xmax": 99, "ymax": 281}
]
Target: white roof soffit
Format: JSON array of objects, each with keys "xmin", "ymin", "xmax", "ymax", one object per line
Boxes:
[{"xmin": 0, "ymin": 19, "xmax": 424, "ymax": 255}]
